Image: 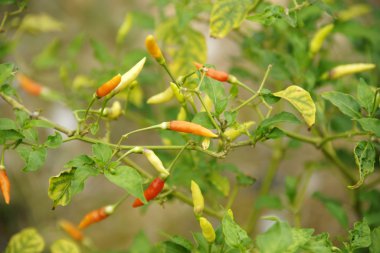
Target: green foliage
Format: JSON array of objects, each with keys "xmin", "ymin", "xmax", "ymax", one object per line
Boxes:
[
  {"xmin": 5, "ymin": 228, "xmax": 45, "ymax": 253},
  {"xmin": 1, "ymin": 0, "xmax": 380, "ymax": 252}
]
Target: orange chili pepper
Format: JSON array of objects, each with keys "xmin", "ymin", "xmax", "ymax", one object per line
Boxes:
[
  {"xmin": 132, "ymin": 177, "xmax": 165, "ymax": 208},
  {"xmin": 0, "ymin": 166, "xmax": 10, "ymax": 205},
  {"xmin": 194, "ymin": 62, "xmax": 229, "ymax": 82},
  {"xmin": 145, "ymin": 35, "xmax": 164, "ymax": 63},
  {"xmin": 59, "ymin": 220, "xmax": 84, "ymax": 241},
  {"xmin": 78, "ymin": 205, "xmax": 115, "ymax": 229},
  {"xmin": 17, "ymin": 73, "xmax": 43, "ymax": 96},
  {"xmin": 96, "ymin": 74, "xmax": 122, "ymax": 98},
  {"xmin": 168, "ymin": 120, "xmax": 218, "ymax": 138}
]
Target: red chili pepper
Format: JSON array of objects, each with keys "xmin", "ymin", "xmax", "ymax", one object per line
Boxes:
[
  {"xmin": 17, "ymin": 74, "xmax": 43, "ymax": 96},
  {"xmin": 59, "ymin": 220, "xmax": 84, "ymax": 241},
  {"xmin": 168, "ymin": 120, "xmax": 218, "ymax": 138},
  {"xmin": 78, "ymin": 205, "xmax": 114, "ymax": 229},
  {"xmin": 194, "ymin": 62, "xmax": 229, "ymax": 82},
  {"xmin": 0, "ymin": 167, "xmax": 10, "ymax": 205},
  {"xmin": 132, "ymin": 177, "xmax": 165, "ymax": 207},
  {"xmin": 96, "ymin": 74, "xmax": 122, "ymax": 98}
]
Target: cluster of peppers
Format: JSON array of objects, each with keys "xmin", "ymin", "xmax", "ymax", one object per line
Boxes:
[{"xmin": 4, "ymin": 30, "xmax": 375, "ymax": 242}]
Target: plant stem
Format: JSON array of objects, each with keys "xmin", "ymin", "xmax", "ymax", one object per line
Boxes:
[
  {"xmin": 167, "ymin": 142, "xmax": 190, "ymax": 173},
  {"xmin": 231, "ymin": 64, "xmax": 272, "ymax": 112},
  {"xmin": 195, "ymin": 92, "xmax": 222, "ymax": 134},
  {"xmin": 226, "ymin": 184, "xmax": 239, "ymax": 210},
  {"xmin": 162, "ymin": 62, "xmax": 177, "ymax": 84},
  {"xmin": 0, "ymin": 92, "xmax": 75, "ymax": 136},
  {"xmin": 246, "ymin": 141, "xmax": 284, "ymax": 235},
  {"xmin": 234, "ymin": 80, "xmax": 256, "ymax": 95}
]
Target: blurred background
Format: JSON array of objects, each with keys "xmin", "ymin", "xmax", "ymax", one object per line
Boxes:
[{"xmin": 0, "ymin": 0, "xmax": 379, "ymax": 252}]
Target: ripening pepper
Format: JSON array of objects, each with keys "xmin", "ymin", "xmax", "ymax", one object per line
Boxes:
[
  {"xmin": 103, "ymin": 101, "xmax": 123, "ymax": 120},
  {"xmin": 170, "ymin": 82, "xmax": 185, "ymax": 103},
  {"xmin": 147, "ymin": 87, "xmax": 174, "ymax": 104},
  {"xmin": 162, "ymin": 120, "xmax": 218, "ymax": 138},
  {"xmin": 111, "ymin": 57, "xmax": 146, "ymax": 95},
  {"xmin": 0, "ymin": 166, "xmax": 10, "ymax": 205},
  {"xmin": 59, "ymin": 220, "xmax": 84, "ymax": 241},
  {"xmin": 17, "ymin": 74, "xmax": 62, "ymax": 101},
  {"xmin": 199, "ymin": 217, "xmax": 216, "ymax": 243},
  {"xmin": 194, "ymin": 62, "xmax": 229, "ymax": 82},
  {"xmin": 322, "ymin": 63, "xmax": 376, "ymax": 80},
  {"xmin": 96, "ymin": 74, "xmax": 122, "ymax": 98},
  {"xmin": 309, "ymin": 24, "xmax": 334, "ymax": 56},
  {"xmin": 191, "ymin": 180, "xmax": 204, "ymax": 216},
  {"xmin": 132, "ymin": 177, "xmax": 165, "ymax": 207},
  {"xmin": 145, "ymin": 35, "xmax": 165, "ymax": 64},
  {"xmin": 78, "ymin": 205, "xmax": 115, "ymax": 229},
  {"xmin": 143, "ymin": 149, "xmax": 170, "ymax": 178}
]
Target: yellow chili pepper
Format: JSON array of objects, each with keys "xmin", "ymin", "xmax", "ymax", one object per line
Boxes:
[
  {"xmin": 224, "ymin": 121, "xmax": 255, "ymax": 141},
  {"xmin": 322, "ymin": 63, "xmax": 376, "ymax": 80},
  {"xmin": 338, "ymin": 4, "xmax": 370, "ymax": 21},
  {"xmin": 112, "ymin": 57, "xmax": 146, "ymax": 95},
  {"xmin": 103, "ymin": 101, "xmax": 123, "ymax": 120},
  {"xmin": 191, "ymin": 180, "xmax": 204, "ymax": 216},
  {"xmin": 143, "ymin": 149, "xmax": 170, "ymax": 178},
  {"xmin": 147, "ymin": 87, "xmax": 174, "ymax": 104},
  {"xmin": 199, "ymin": 217, "xmax": 215, "ymax": 243},
  {"xmin": 309, "ymin": 24, "xmax": 334, "ymax": 57},
  {"xmin": 170, "ymin": 82, "xmax": 185, "ymax": 103},
  {"xmin": 176, "ymin": 107, "xmax": 187, "ymax": 121}
]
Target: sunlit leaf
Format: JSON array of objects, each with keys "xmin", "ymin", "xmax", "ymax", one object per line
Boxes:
[
  {"xmin": 51, "ymin": 239, "xmax": 80, "ymax": 253},
  {"xmin": 210, "ymin": 0, "xmax": 252, "ymax": 38},
  {"xmin": 273, "ymin": 85, "xmax": 316, "ymax": 127},
  {"xmin": 5, "ymin": 228, "xmax": 44, "ymax": 253}
]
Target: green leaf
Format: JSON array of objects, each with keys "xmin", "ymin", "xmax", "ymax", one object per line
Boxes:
[
  {"xmin": 128, "ymin": 231, "xmax": 153, "ymax": 253},
  {"xmin": 201, "ymin": 77, "xmax": 228, "ymax": 115},
  {"xmin": 209, "ymin": 171, "xmax": 230, "ymax": 197},
  {"xmin": 0, "ymin": 63, "xmax": 15, "ymax": 84},
  {"xmin": 169, "ymin": 236, "xmax": 193, "ymax": 251},
  {"xmin": 5, "ymin": 228, "xmax": 45, "ymax": 253},
  {"xmin": 26, "ymin": 119, "xmax": 55, "ymax": 129},
  {"xmin": 256, "ymin": 220, "xmax": 293, "ymax": 253},
  {"xmin": 357, "ymin": 118, "xmax": 380, "ymax": 137},
  {"xmin": 17, "ymin": 146, "xmax": 47, "ymax": 172},
  {"xmin": 92, "ymin": 143, "xmax": 113, "ymax": 164},
  {"xmin": 45, "ymin": 132, "xmax": 63, "ymax": 148},
  {"xmin": 90, "ymin": 39, "xmax": 111, "ymax": 63},
  {"xmin": 210, "ymin": 0, "xmax": 252, "ymax": 38},
  {"xmin": 222, "ymin": 213, "xmax": 252, "ymax": 249},
  {"xmin": 261, "ymin": 88, "xmax": 281, "ymax": 105},
  {"xmin": 67, "ymin": 34, "xmax": 85, "ymax": 59},
  {"xmin": 357, "ymin": 79, "xmax": 375, "ymax": 114},
  {"xmin": 50, "ymin": 239, "xmax": 80, "ymax": 253},
  {"xmin": 322, "ymin": 91, "xmax": 361, "ymax": 119},
  {"xmin": 302, "ymin": 233, "xmax": 334, "ymax": 253},
  {"xmin": 157, "ymin": 19, "xmax": 206, "ymax": 76},
  {"xmin": 313, "ymin": 192, "xmax": 348, "ymax": 228},
  {"xmin": 0, "ymin": 130, "xmax": 24, "ymax": 144},
  {"xmin": 286, "ymin": 228, "xmax": 314, "ymax": 252},
  {"xmin": 33, "ymin": 39, "xmax": 60, "ymax": 69},
  {"xmin": 370, "ymin": 227, "xmax": 380, "ymax": 253},
  {"xmin": 254, "ymin": 112, "xmax": 300, "ymax": 142},
  {"xmin": 349, "ymin": 141, "xmax": 376, "ymax": 189},
  {"xmin": 349, "ymin": 219, "xmax": 371, "ymax": 251},
  {"xmin": 273, "ymin": 85, "xmax": 316, "ymax": 127},
  {"xmin": 14, "ymin": 109, "xmax": 30, "ymax": 128},
  {"xmin": 192, "ymin": 112, "xmax": 214, "ymax": 129},
  {"xmin": 104, "ymin": 166, "xmax": 145, "ymax": 202},
  {"xmin": 0, "ymin": 118, "xmax": 17, "ymax": 130},
  {"xmin": 71, "ymin": 165, "xmax": 98, "ymax": 195},
  {"xmin": 48, "ymin": 169, "xmax": 74, "ymax": 208},
  {"xmin": 247, "ymin": 5, "xmax": 287, "ymax": 26}
]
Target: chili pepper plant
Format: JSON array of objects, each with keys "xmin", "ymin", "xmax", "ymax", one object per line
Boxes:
[{"xmin": 0, "ymin": 0, "xmax": 380, "ymax": 252}]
